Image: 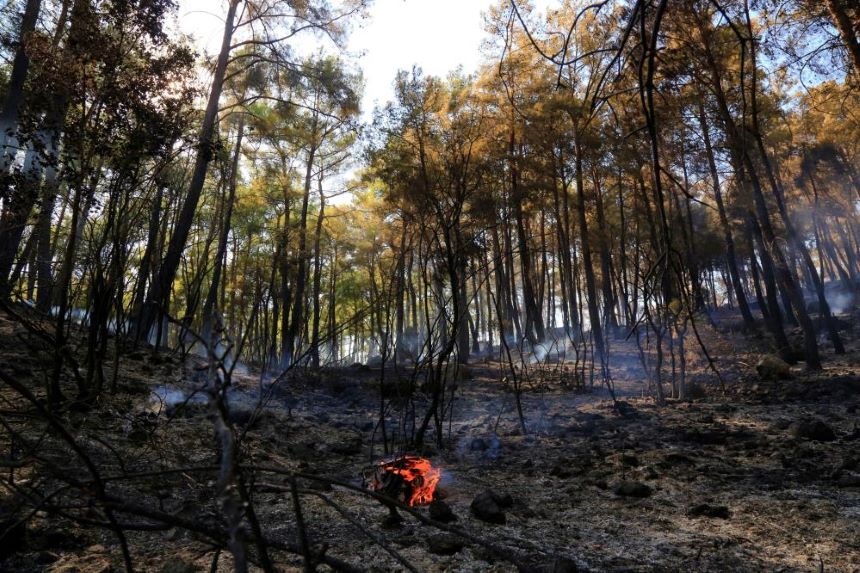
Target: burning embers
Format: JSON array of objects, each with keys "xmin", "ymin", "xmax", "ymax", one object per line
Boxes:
[{"xmin": 366, "ymin": 455, "xmax": 441, "ymax": 506}]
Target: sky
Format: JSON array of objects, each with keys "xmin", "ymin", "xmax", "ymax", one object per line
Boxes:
[
  {"xmin": 176, "ymin": 0, "xmax": 552, "ymax": 118},
  {"xmin": 173, "ymin": 0, "xmax": 553, "ymax": 200},
  {"xmin": 348, "ymin": 0, "xmax": 501, "ymax": 113}
]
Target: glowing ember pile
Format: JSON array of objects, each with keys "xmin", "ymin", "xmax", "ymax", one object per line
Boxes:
[{"xmin": 366, "ymin": 455, "xmax": 441, "ymax": 506}]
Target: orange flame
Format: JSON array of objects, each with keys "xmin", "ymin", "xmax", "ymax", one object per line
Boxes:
[{"xmin": 371, "ymin": 455, "xmax": 441, "ymax": 506}]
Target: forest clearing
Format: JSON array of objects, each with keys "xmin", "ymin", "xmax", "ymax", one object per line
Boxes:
[{"xmin": 0, "ymin": 0, "xmax": 859, "ymax": 571}]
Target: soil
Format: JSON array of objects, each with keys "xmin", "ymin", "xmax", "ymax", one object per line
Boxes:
[{"xmin": 0, "ymin": 308, "xmax": 858, "ymax": 572}]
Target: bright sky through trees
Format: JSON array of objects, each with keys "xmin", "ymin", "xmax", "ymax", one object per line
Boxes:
[{"xmin": 177, "ymin": 0, "xmax": 551, "ymax": 117}]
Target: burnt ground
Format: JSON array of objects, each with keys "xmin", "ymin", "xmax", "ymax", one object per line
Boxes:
[{"xmin": 0, "ymin": 308, "xmax": 858, "ymax": 572}]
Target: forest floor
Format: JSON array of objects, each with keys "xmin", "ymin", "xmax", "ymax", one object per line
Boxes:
[{"xmin": 0, "ymin": 308, "xmax": 858, "ymax": 572}]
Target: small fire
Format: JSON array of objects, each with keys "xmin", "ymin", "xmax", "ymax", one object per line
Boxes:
[{"xmin": 367, "ymin": 455, "xmax": 441, "ymax": 506}]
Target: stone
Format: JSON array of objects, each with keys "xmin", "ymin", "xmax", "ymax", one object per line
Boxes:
[
  {"xmin": 495, "ymin": 492, "xmax": 514, "ymax": 508},
  {"xmin": 688, "ymin": 503, "xmax": 731, "ymax": 519},
  {"xmin": 470, "ymin": 489, "xmax": 511, "ymax": 524},
  {"xmin": 429, "ymin": 500, "xmax": 457, "ymax": 523},
  {"xmin": 755, "ymin": 355, "xmax": 791, "ymax": 381},
  {"xmin": 427, "ymin": 533, "xmax": 465, "ymax": 555},
  {"xmin": 789, "ymin": 419, "xmax": 837, "ymax": 442},
  {"xmin": 613, "ymin": 481, "xmax": 652, "ymax": 498}
]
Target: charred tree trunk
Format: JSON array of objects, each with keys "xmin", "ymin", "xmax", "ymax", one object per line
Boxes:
[
  {"xmin": 0, "ymin": 143, "xmax": 43, "ymax": 294},
  {"xmin": 591, "ymin": 166, "xmax": 618, "ymax": 332},
  {"xmin": 285, "ymin": 113, "xmax": 319, "ymax": 366},
  {"xmin": 697, "ymin": 100, "xmax": 755, "ymax": 328},
  {"xmin": 572, "ymin": 132, "xmax": 607, "ymax": 374},
  {"xmin": 140, "ymin": 0, "xmax": 240, "ymax": 338},
  {"xmin": 825, "ymin": 0, "xmax": 860, "ymax": 75},
  {"xmin": 510, "ymin": 130, "xmax": 545, "ymax": 344},
  {"xmin": 202, "ymin": 117, "xmax": 245, "ymax": 344},
  {"xmin": 0, "ymin": 0, "xmax": 42, "ymax": 170},
  {"xmin": 309, "ymin": 173, "xmax": 326, "ymax": 369}
]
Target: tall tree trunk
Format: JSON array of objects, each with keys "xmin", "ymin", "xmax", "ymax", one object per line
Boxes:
[
  {"xmin": 591, "ymin": 166, "xmax": 618, "ymax": 331},
  {"xmin": 826, "ymin": 0, "xmax": 860, "ymax": 74},
  {"xmin": 131, "ymin": 183, "xmax": 164, "ymax": 332},
  {"xmin": 309, "ymin": 173, "xmax": 326, "ymax": 369},
  {"xmin": 698, "ymin": 17, "xmax": 821, "ymax": 368},
  {"xmin": 551, "ymin": 166, "xmax": 574, "ymax": 331},
  {"xmin": 140, "ymin": 0, "xmax": 240, "ymax": 337},
  {"xmin": 490, "ymin": 224, "xmax": 514, "ymax": 341},
  {"xmin": 616, "ymin": 167, "xmax": 631, "ymax": 326},
  {"xmin": 0, "ymin": 0, "xmax": 42, "ymax": 170},
  {"xmin": 278, "ymin": 193, "xmax": 292, "ymax": 366},
  {"xmin": 746, "ymin": 239, "xmax": 771, "ymax": 324},
  {"xmin": 327, "ymin": 243, "xmax": 338, "ymax": 363},
  {"xmin": 558, "ymin": 149, "xmax": 579, "ymax": 329},
  {"xmin": 697, "ymin": 100, "xmax": 755, "ymax": 328},
  {"xmin": 0, "ymin": 142, "xmax": 44, "ymax": 293},
  {"xmin": 35, "ymin": 117, "xmax": 64, "ymax": 312},
  {"xmin": 501, "ymin": 212, "xmax": 522, "ymax": 339},
  {"xmin": 679, "ymin": 138, "xmax": 707, "ymax": 312},
  {"xmin": 51, "ymin": 173, "xmax": 88, "ymax": 402},
  {"xmin": 742, "ymin": 8, "xmax": 845, "ymax": 355},
  {"xmin": 510, "ymin": 130, "xmax": 544, "ymax": 344},
  {"xmin": 393, "ymin": 225, "xmax": 408, "ymax": 364},
  {"xmin": 4, "ymin": 0, "xmax": 74, "ymax": 298},
  {"xmin": 748, "ymin": 212, "xmax": 795, "ymax": 361},
  {"xmin": 572, "ymin": 132, "xmax": 607, "ymax": 373},
  {"xmin": 285, "ymin": 117, "xmax": 318, "ymax": 366},
  {"xmin": 202, "ymin": 117, "xmax": 245, "ymax": 343},
  {"xmin": 455, "ymin": 228, "xmax": 471, "ymax": 364}
]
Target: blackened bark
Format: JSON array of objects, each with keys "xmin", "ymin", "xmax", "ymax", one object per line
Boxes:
[
  {"xmin": 510, "ymin": 130, "xmax": 545, "ymax": 344},
  {"xmin": 140, "ymin": 0, "xmax": 240, "ymax": 336},
  {"xmin": 309, "ymin": 174, "xmax": 326, "ymax": 368},
  {"xmin": 0, "ymin": 0, "xmax": 42, "ymax": 167},
  {"xmin": 202, "ymin": 117, "xmax": 245, "ymax": 343},
  {"xmin": 826, "ymin": 0, "xmax": 860, "ymax": 74},
  {"xmin": 697, "ymin": 101, "xmax": 755, "ymax": 328}
]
